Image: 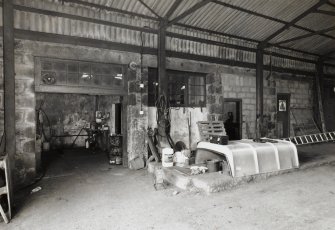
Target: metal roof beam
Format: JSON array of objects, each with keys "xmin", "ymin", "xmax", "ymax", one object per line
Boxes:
[
  {"xmin": 260, "ymin": 0, "xmax": 329, "ymax": 46},
  {"xmin": 165, "ymin": 0, "xmax": 183, "ymax": 20},
  {"xmin": 167, "ymin": 0, "xmax": 214, "ymax": 26},
  {"xmin": 275, "ymin": 26, "xmax": 335, "ymax": 45},
  {"xmin": 62, "ymin": 0, "xmax": 159, "ymax": 21},
  {"xmin": 326, "ymin": 1, "xmax": 335, "ymax": 8},
  {"xmin": 14, "ymin": 4, "xmax": 157, "ymax": 34},
  {"xmin": 316, "ymin": 9, "xmax": 335, "ymax": 16},
  {"xmin": 137, "ymin": 0, "xmax": 162, "ymax": 19}
]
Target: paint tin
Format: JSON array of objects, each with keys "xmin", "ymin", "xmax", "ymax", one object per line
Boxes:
[
  {"xmin": 115, "ymin": 157, "xmax": 122, "ymax": 165},
  {"xmin": 162, "ymin": 148, "xmax": 174, "ymax": 167}
]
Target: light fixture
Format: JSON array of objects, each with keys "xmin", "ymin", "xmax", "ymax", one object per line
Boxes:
[
  {"xmin": 181, "ymin": 85, "xmax": 186, "ymax": 90},
  {"xmin": 81, "ymin": 73, "xmax": 90, "ymax": 79},
  {"xmin": 140, "ymin": 83, "xmax": 144, "ymax": 88},
  {"xmin": 115, "ymin": 73, "xmax": 123, "ymax": 80},
  {"xmin": 139, "ymin": 110, "xmax": 144, "ymax": 115}
]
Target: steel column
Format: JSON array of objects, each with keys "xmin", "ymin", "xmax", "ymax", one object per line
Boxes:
[
  {"xmin": 256, "ymin": 48, "xmax": 264, "ymax": 139},
  {"xmin": 158, "ymin": 21, "xmax": 168, "ymax": 98}
]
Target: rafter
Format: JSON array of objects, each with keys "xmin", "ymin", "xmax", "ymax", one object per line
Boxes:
[
  {"xmin": 165, "ymin": 0, "xmax": 183, "ymax": 20},
  {"xmin": 260, "ymin": 0, "xmax": 329, "ymax": 46},
  {"xmin": 167, "ymin": 0, "xmax": 214, "ymax": 26},
  {"xmin": 275, "ymin": 26, "xmax": 335, "ymax": 45},
  {"xmin": 326, "ymin": 1, "xmax": 335, "ymax": 8},
  {"xmin": 316, "ymin": 9, "xmax": 335, "ymax": 16},
  {"xmin": 137, "ymin": 0, "xmax": 162, "ymax": 19}
]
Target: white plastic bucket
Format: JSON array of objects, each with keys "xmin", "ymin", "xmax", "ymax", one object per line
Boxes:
[{"xmin": 162, "ymin": 148, "xmax": 174, "ymax": 167}]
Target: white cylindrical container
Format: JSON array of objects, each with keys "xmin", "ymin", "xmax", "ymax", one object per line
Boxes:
[{"xmin": 162, "ymin": 148, "xmax": 174, "ymax": 167}]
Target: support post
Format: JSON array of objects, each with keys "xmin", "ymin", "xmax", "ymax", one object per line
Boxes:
[
  {"xmin": 158, "ymin": 20, "xmax": 167, "ymax": 98},
  {"xmin": 256, "ymin": 47, "xmax": 264, "ymax": 139},
  {"xmin": 316, "ymin": 59, "xmax": 326, "ymax": 132},
  {"xmin": 3, "ymin": 0, "xmax": 15, "ymax": 220},
  {"xmin": 156, "ymin": 20, "xmax": 170, "ymax": 148}
]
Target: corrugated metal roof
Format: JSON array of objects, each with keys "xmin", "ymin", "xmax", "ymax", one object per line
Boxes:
[
  {"xmin": 284, "ymin": 35, "xmax": 335, "ymax": 55},
  {"xmin": 269, "ymin": 27, "xmax": 310, "ymax": 44},
  {"xmin": 14, "ymin": 0, "xmax": 335, "ymax": 58},
  {"xmin": 296, "ymin": 12, "xmax": 335, "ymax": 31},
  {"xmin": 217, "ymin": 0, "xmax": 319, "ymax": 22},
  {"xmin": 178, "ymin": 2, "xmax": 284, "ymax": 41}
]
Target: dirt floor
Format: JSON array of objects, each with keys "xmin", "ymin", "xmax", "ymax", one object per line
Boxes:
[{"xmin": 1, "ymin": 147, "xmax": 335, "ymax": 230}]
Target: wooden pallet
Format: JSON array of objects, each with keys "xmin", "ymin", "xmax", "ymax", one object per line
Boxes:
[
  {"xmin": 197, "ymin": 121, "xmax": 227, "ymax": 141},
  {"xmin": 283, "ymin": 131, "xmax": 335, "ymax": 146}
]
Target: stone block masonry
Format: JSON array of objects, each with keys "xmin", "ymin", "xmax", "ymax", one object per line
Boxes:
[{"xmin": 0, "ymin": 38, "xmax": 316, "ymax": 187}]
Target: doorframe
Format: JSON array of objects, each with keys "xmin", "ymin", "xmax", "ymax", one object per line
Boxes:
[
  {"xmin": 223, "ymin": 98, "xmax": 243, "ymax": 140},
  {"xmin": 277, "ymin": 93, "xmax": 291, "ymax": 137}
]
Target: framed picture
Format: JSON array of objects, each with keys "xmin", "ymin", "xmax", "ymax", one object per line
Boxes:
[{"xmin": 278, "ymin": 100, "xmax": 286, "ymax": 112}]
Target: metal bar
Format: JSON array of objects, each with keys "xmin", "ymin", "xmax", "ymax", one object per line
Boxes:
[
  {"xmin": 263, "ymin": 50, "xmax": 316, "ymax": 64},
  {"xmin": 137, "ymin": 0, "xmax": 162, "ymax": 19},
  {"xmin": 316, "ymin": 9, "xmax": 335, "ymax": 16},
  {"xmin": 256, "ymin": 48, "xmax": 264, "ymax": 139},
  {"xmin": 175, "ymin": 23, "xmax": 259, "ymax": 43},
  {"xmin": 166, "ymin": 31, "xmax": 256, "ymax": 52},
  {"xmin": 261, "ymin": 0, "xmax": 329, "ymax": 45},
  {"xmin": 3, "ymin": 0, "xmax": 14, "ymax": 221},
  {"xmin": 14, "ymin": 4, "xmax": 157, "ymax": 34},
  {"xmin": 62, "ymin": 0, "xmax": 159, "ymax": 21},
  {"xmin": 168, "ymin": 0, "xmax": 214, "ymax": 26},
  {"xmin": 166, "ymin": 51, "xmax": 256, "ymax": 68},
  {"xmin": 165, "ymin": 0, "xmax": 183, "ymax": 19},
  {"xmin": 275, "ymin": 26, "xmax": 335, "ymax": 45},
  {"xmin": 14, "ymin": 29, "xmax": 157, "ymax": 55}
]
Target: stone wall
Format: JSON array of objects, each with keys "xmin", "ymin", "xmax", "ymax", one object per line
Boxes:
[
  {"xmin": 126, "ymin": 66, "xmax": 149, "ymax": 164},
  {"xmin": 0, "ymin": 38, "xmax": 317, "ymax": 187},
  {"xmin": 7, "ymin": 39, "xmax": 146, "ymax": 186}
]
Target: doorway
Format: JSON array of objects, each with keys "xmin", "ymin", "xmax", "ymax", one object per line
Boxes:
[
  {"xmin": 277, "ymin": 93, "xmax": 290, "ymax": 138},
  {"xmin": 223, "ymin": 99, "xmax": 242, "ymax": 140}
]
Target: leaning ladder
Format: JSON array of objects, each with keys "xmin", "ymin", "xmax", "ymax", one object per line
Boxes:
[
  {"xmin": 283, "ymin": 131, "xmax": 335, "ymax": 146},
  {"xmin": 0, "ymin": 156, "xmax": 11, "ymax": 224}
]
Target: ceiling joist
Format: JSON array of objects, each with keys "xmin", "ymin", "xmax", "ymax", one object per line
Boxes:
[
  {"xmin": 164, "ymin": 0, "xmax": 183, "ymax": 20},
  {"xmin": 137, "ymin": 0, "xmax": 162, "ymax": 19}
]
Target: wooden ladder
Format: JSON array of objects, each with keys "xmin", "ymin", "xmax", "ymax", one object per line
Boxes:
[
  {"xmin": 284, "ymin": 132, "xmax": 335, "ymax": 146},
  {"xmin": 0, "ymin": 156, "xmax": 11, "ymax": 224}
]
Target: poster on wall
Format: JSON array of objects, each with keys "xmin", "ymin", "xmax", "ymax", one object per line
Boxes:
[{"xmin": 278, "ymin": 100, "xmax": 287, "ymax": 112}]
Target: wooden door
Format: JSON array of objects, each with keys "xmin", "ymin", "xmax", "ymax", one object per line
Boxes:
[{"xmin": 277, "ymin": 93, "xmax": 290, "ymax": 138}]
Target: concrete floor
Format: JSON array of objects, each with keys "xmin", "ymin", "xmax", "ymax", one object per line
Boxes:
[{"xmin": 1, "ymin": 146, "xmax": 335, "ymax": 230}]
